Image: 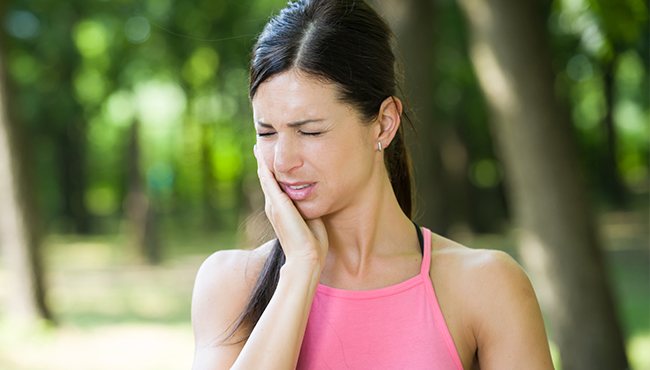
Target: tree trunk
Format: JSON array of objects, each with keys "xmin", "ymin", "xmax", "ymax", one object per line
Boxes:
[
  {"xmin": 125, "ymin": 120, "xmax": 160, "ymax": 264},
  {"xmin": 456, "ymin": 0, "xmax": 628, "ymax": 369},
  {"xmin": 0, "ymin": 43, "xmax": 53, "ymax": 324},
  {"xmin": 601, "ymin": 55, "xmax": 627, "ymax": 207},
  {"xmin": 373, "ymin": 0, "xmax": 453, "ymax": 234},
  {"xmin": 57, "ymin": 119, "xmax": 91, "ymax": 233},
  {"xmin": 56, "ymin": 18, "xmax": 91, "ymax": 234}
]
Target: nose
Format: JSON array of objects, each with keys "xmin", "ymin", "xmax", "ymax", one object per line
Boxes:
[{"xmin": 273, "ymin": 135, "xmax": 303, "ymax": 174}]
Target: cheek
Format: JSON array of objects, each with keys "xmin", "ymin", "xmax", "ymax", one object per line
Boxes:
[{"xmin": 323, "ymin": 141, "xmax": 370, "ymax": 178}]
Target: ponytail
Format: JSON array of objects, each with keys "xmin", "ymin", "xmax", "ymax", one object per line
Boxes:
[{"xmin": 385, "ymin": 101, "xmax": 414, "ymax": 219}]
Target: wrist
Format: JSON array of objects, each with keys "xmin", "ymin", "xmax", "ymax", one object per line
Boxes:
[
  {"xmin": 283, "ymin": 248, "xmax": 323, "ymax": 270},
  {"xmin": 281, "ymin": 257, "xmax": 322, "ymax": 286}
]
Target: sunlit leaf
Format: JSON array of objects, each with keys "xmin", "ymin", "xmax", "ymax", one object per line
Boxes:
[
  {"xmin": 7, "ymin": 51, "xmax": 41, "ymax": 85},
  {"xmin": 213, "ymin": 130, "xmax": 243, "ymax": 183},
  {"xmin": 74, "ymin": 20, "xmax": 110, "ymax": 58},
  {"xmin": 85, "ymin": 185, "xmax": 118, "ymax": 216},
  {"xmin": 73, "ymin": 66, "xmax": 107, "ymax": 105},
  {"xmin": 134, "ymin": 80, "xmax": 187, "ymax": 130},
  {"xmin": 103, "ymin": 90, "xmax": 136, "ymax": 127},
  {"xmin": 182, "ymin": 47, "xmax": 220, "ymax": 87}
]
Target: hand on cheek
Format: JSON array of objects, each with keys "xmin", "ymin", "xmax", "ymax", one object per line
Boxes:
[{"xmin": 253, "ymin": 144, "xmax": 329, "ymax": 266}]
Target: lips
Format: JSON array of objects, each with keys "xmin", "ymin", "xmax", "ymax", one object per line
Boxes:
[{"xmin": 279, "ymin": 182, "xmax": 316, "ymax": 201}]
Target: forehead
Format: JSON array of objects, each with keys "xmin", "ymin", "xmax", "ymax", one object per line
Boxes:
[{"xmin": 252, "ymin": 70, "xmax": 346, "ymax": 124}]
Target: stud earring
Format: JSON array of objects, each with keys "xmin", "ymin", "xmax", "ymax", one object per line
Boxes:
[{"xmin": 377, "ymin": 141, "xmax": 383, "ymax": 152}]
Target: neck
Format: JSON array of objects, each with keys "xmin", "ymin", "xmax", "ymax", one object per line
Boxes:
[{"xmin": 321, "ymin": 170, "xmax": 417, "ymax": 277}]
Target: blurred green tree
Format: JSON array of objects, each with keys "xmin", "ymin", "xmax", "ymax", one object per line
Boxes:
[
  {"xmin": 4, "ymin": 0, "xmax": 645, "ymax": 247},
  {"xmin": 588, "ymin": 0, "xmax": 647, "ymax": 207},
  {"xmin": 457, "ymin": 0, "xmax": 629, "ymax": 368}
]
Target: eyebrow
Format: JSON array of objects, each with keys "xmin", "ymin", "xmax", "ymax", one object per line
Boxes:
[{"xmin": 255, "ymin": 119, "xmax": 326, "ymax": 128}]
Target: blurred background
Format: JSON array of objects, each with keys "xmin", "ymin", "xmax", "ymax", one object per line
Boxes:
[{"xmin": 0, "ymin": 0, "xmax": 647, "ymax": 369}]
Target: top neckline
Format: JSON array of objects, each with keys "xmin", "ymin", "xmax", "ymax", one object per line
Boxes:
[{"xmin": 316, "ymin": 226, "xmax": 431, "ymax": 299}]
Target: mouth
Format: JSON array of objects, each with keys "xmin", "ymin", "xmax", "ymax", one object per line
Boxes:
[{"xmin": 279, "ymin": 182, "xmax": 317, "ymax": 201}]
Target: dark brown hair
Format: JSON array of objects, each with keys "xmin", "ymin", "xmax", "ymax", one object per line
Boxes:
[{"xmin": 226, "ymin": 0, "xmax": 414, "ymax": 342}]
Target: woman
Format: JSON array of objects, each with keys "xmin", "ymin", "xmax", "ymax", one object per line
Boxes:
[{"xmin": 191, "ymin": 0, "xmax": 554, "ymax": 369}]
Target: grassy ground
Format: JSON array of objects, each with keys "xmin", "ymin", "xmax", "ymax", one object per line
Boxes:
[
  {"xmin": 0, "ymin": 208, "xmax": 647, "ymax": 370},
  {"xmin": 0, "ymin": 236, "xmax": 200, "ymax": 370}
]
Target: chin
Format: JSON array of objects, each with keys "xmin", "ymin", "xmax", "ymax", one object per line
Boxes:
[{"xmin": 294, "ymin": 201, "xmax": 328, "ymax": 221}]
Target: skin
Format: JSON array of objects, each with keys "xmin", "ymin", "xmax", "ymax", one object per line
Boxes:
[{"xmin": 191, "ymin": 69, "xmax": 555, "ymax": 369}]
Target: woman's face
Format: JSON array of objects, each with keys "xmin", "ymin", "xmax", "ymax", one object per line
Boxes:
[{"xmin": 252, "ymin": 70, "xmax": 379, "ymax": 220}]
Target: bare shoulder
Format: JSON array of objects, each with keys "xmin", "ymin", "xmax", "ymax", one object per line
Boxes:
[
  {"xmin": 430, "ymin": 233, "xmax": 531, "ymax": 298},
  {"xmin": 429, "ymin": 233, "xmax": 553, "ymax": 369},
  {"xmin": 194, "ymin": 240, "xmax": 275, "ymax": 290},
  {"xmin": 428, "ymin": 235, "xmax": 532, "ymax": 338},
  {"xmin": 191, "ymin": 240, "xmax": 275, "ymax": 346}
]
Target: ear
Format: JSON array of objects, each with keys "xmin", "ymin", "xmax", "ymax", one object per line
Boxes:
[{"xmin": 375, "ymin": 96, "xmax": 403, "ymax": 149}]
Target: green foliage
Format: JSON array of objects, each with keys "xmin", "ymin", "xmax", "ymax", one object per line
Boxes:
[
  {"xmin": 3, "ymin": 0, "xmax": 283, "ymax": 234},
  {"xmin": 551, "ymin": 0, "xmax": 649, "ymax": 200},
  {"xmin": 2, "ymin": 0, "xmax": 647, "ymax": 234}
]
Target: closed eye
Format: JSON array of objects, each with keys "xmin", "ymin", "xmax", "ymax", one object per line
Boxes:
[
  {"xmin": 300, "ymin": 131, "xmax": 323, "ymax": 137},
  {"xmin": 256, "ymin": 132, "xmax": 275, "ymax": 137}
]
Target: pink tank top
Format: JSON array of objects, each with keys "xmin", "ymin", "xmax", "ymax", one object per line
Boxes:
[{"xmin": 297, "ymin": 227, "xmax": 464, "ymax": 370}]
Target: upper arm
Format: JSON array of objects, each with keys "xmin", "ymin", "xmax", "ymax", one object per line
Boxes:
[
  {"xmin": 469, "ymin": 251, "xmax": 554, "ymax": 370},
  {"xmin": 191, "ymin": 250, "xmax": 259, "ymax": 370}
]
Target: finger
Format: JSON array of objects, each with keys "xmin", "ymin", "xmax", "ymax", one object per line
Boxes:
[
  {"xmin": 254, "ymin": 145, "xmax": 281, "ymax": 222},
  {"xmin": 253, "ymin": 145, "xmax": 304, "ymax": 222},
  {"xmin": 254, "ymin": 145, "xmax": 289, "ymax": 204}
]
